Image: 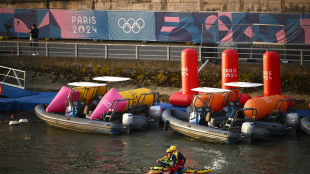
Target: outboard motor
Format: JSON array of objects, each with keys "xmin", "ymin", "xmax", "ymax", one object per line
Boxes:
[
  {"xmin": 241, "ymin": 122, "xmax": 255, "ymax": 143},
  {"xmin": 122, "ymin": 113, "xmax": 133, "ymax": 128},
  {"xmin": 148, "ymin": 106, "xmax": 163, "ymax": 122},
  {"xmin": 285, "ymin": 112, "xmax": 300, "ymax": 134}
]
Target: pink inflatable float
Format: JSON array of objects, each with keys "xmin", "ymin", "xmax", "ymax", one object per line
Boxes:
[
  {"xmin": 90, "ymin": 88, "xmax": 127, "ymax": 120},
  {"xmin": 46, "ymin": 86, "xmax": 80, "ymax": 113}
]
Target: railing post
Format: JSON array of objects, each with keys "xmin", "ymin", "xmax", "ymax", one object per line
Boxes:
[
  {"xmin": 136, "ymin": 45, "xmax": 139, "ymax": 60},
  {"xmin": 17, "ymin": 42, "xmax": 20, "ymax": 56},
  {"xmin": 199, "ymin": 46, "xmax": 202, "ymax": 62},
  {"xmin": 300, "ymin": 50, "xmax": 304, "ymax": 66},
  {"xmin": 45, "ymin": 42, "xmax": 49, "ymax": 57},
  {"xmin": 105, "ymin": 45, "xmax": 108, "ymax": 59},
  {"xmin": 167, "ymin": 46, "xmax": 170, "ymax": 60},
  {"xmin": 75, "ymin": 43, "xmax": 78, "ymax": 57},
  {"xmin": 24, "ymin": 71, "xmax": 26, "ymax": 88}
]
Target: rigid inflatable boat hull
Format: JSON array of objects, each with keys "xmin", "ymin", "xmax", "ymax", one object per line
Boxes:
[
  {"xmin": 35, "ymin": 104, "xmax": 122, "ymax": 135},
  {"xmin": 162, "ymin": 109, "xmax": 239, "ymax": 144},
  {"xmin": 301, "ymin": 116, "xmax": 310, "ymax": 135}
]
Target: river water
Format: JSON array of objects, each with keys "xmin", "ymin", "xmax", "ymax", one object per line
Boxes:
[{"xmin": 1, "ymin": 113, "xmax": 310, "ymax": 174}]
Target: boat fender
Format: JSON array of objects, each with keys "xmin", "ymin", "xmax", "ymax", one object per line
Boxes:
[
  {"xmin": 9, "ymin": 120, "xmax": 19, "ymax": 125},
  {"xmin": 19, "ymin": 118, "xmax": 28, "ymax": 123},
  {"xmin": 164, "ymin": 120, "xmax": 170, "ymax": 131}
]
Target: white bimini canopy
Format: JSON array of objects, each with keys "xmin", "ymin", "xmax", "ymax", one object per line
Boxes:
[
  {"xmin": 68, "ymin": 82, "xmax": 106, "ymax": 87},
  {"xmin": 93, "ymin": 76, "xmax": 131, "ymax": 82},
  {"xmin": 224, "ymin": 82, "xmax": 263, "ymax": 88},
  {"xmin": 191, "ymin": 87, "xmax": 231, "ymax": 93}
]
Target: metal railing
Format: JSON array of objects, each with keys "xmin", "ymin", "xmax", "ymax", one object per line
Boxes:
[
  {"xmin": 0, "ymin": 65, "xmax": 26, "ymax": 89},
  {"xmin": 0, "ymin": 41, "xmax": 310, "ymax": 65}
]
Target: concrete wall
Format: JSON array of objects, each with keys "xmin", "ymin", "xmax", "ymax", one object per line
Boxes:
[{"xmin": 1, "ymin": 0, "xmax": 310, "ymax": 13}]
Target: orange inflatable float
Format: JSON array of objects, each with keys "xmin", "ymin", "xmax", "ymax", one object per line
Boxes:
[
  {"xmin": 227, "ymin": 91, "xmax": 237, "ymax": 102},
  {"xmin": 194, "ymin": 93, "xmax": 227, "ymax": 111},
  {"xmin": 244, "ymin": 95, "xmax": 288, "ymax": 120}
]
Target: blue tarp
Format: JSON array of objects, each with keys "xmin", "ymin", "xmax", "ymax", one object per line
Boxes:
[{"xmin": 0, "ymin": 85, "xmax": 56, "ymax": 112}]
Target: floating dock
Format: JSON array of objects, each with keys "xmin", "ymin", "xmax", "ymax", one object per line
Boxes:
[{"xmin": 0, "ymin": 84, "xmax": 57, "ymax": 112}]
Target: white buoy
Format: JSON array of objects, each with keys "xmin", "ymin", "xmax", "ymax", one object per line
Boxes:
[
  {"xmin": 19, "ymin": 118, "xmax": 29, "ymax": 123},
  {"xmin": 9, "ymin": 120, "xmax": 19, "ymax": 125}
]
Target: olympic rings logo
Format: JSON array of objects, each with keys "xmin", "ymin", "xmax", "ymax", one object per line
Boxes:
[{"xmin": 118, "ymin": 18, "xmax": 145, "ymax": 33}]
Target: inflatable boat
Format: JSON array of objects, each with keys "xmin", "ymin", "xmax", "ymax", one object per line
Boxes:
[
  {"xmin": 35, "ymin": 104, "xmax": 122, "ymax": 134},
  {"xmin": 35, "ymin": 80, "xmax": 162, "ymax": 135},
  {"xmin": 225, "ymin": 82, "xmax": 300, "ymax": 135},
  {"xmin": 162, "ymin": 87, "xmax": 270, "ymax": 144},
  {"xmin": 301, "ymin": 116, "xmax": 310, "ymax": 135},
  {"xmin": 162, "ymin": 108, "xmax": 271, "ymax": 144}
]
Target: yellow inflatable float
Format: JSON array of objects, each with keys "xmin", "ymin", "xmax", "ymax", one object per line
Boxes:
[
  {"xmin": 74, "ymin": 86, "xmax": 107, "ymax": 105},
  {"xmin": 119, "ymin": 88, "xmax": 154, "ymax": 112}
]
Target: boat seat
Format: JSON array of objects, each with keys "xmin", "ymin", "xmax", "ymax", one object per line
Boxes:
[
  {"xmin": 211, "ymin": 110, "xmax": 226, "ymax": 118},
  {"xmin": 209, "ymin": 116, "xmax": 228, "ymax": 128},
  {"xmin": 205, "ymin": 110, "xmax": 226, "ymax": 123}
]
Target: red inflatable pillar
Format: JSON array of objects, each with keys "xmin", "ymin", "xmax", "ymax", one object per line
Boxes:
[
  {"xmin": 181, "ymin": 48, "xmax": 198, "ymax": 94},
  {"xmin": 222, "ymin": 49, "xmax": 238, "ymax": 91},
  {"xmin": 169, "ymin": 49, "xmax": 198, "ymax": 107},
  {"xmin": 263, "ymin": 51, "xmax": 281, "ymax": 97}
]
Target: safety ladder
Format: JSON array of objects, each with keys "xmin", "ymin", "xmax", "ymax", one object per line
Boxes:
[
  {"xmin": 132, "ymin": 92, "xmax": 160, "ymax": 114},
  {"xmin": 268, "ymin": 98, "xmax": 295, "ymax": 122}
]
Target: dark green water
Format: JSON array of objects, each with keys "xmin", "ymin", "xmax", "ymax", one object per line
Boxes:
[{"xmin": 1, "ymin": 114, "xmax": 310, "ymax": 174}]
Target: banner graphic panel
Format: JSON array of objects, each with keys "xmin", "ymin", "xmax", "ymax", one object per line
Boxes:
[
  {"xmin": 49, "ymin": 9, "xmax": 108, "ymax": 39},
  {"xmin": 108, "ymin": 11, "xmax": 156, "ymax": 41},
  {"xmin": 156, "ymin": 12, "xmax": 201, "ymax": 43}
]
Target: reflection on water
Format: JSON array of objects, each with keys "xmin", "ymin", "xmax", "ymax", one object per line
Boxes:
[{"xmin": 1, "ymin": 115, "xmax": 310, "ymax": 173}]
